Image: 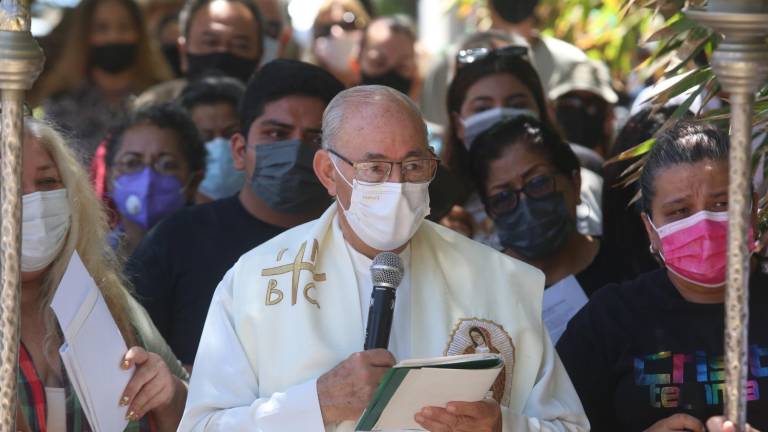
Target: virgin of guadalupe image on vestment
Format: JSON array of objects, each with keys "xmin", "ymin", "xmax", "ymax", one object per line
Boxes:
[{"xmin": 445, "ymin": 319, "xmax": 516, "ymax": 406}]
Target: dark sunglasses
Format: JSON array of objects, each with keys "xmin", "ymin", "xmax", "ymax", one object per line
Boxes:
[{"xmin": 455, "ymin": 45, "xmax": 528, "ymax": 68}]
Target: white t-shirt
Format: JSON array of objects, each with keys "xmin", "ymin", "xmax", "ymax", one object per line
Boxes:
[{"xmin": 45, "ymin": 387, "xmax": 66, "ymax": 432}]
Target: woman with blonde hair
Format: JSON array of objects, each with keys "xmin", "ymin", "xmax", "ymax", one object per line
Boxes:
[
  {"xmin": 17, "ymin": 117, "xmax": 187, "ymax": 431},
  {"xmin": 30, "ymin": 0, "xmax": 172, "ymax": 162}
]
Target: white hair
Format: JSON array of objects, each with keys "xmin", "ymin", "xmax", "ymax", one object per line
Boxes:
[{"xmin": 321, "ymin": 85, "xmax": 429, "ymax": 150}]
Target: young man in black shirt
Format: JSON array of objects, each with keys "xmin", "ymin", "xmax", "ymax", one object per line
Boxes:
[{"xmin": 126, "ymin": 60, "xmax": 345, "ymax": 368}]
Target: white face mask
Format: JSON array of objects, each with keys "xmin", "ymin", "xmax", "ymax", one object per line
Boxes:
[
  {"xmin": 461, "ymin": 107, "xmax": 539, "ymax": 150},
  {"xmin": 22, "ymin": 189, "xmax": 71, "ymax": 273},
  {"xmin": 333, "ymin": 160, "xmax": 430, "ymax": 251}
]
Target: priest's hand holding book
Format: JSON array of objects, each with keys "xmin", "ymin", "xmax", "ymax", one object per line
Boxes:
[
  {"xmin": 414, "ymin": 399, "xmax": 501, "ymax": 432},
  {"xmin": 317, "ymin": 349, "xmax": 396, "ymax": 424},
  {"xmin": 318, "ymin": 349, "xmax": 503, "ymax": 431}
]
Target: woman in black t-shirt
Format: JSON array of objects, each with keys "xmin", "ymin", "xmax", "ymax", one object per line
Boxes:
[
  {"xmin": 469, "ymin": 115, "xmax": 605, "ymax": 343},
  {"xmin": 557, "ymin": 121, "xmax": 767, "ymax": 431}
]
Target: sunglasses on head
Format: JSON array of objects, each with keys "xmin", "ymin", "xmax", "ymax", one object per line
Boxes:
[{"xmin": 455, "ymin": 45, "xmax": 528, "ymax": 68}]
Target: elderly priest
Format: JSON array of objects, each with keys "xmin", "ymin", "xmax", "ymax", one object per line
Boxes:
[{"xmin": 178, "ymin": 85, "xmax": 589, "ymax": 431}]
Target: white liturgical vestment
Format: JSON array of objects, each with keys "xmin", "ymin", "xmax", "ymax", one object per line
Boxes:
[{"xmin": 178, "ymin": 205, "xmax": 589, "ymax": 431}]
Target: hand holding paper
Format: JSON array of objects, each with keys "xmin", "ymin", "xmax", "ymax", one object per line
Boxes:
[{"xmin": 119, "ymin": 346, "xmax": 182, "ymax": 424}]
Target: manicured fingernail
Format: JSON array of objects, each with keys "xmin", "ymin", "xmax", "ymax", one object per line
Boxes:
[
  {"xmin": 447, "ymin": 405, "xmax": 456, "ymax": 413},
  {"xmin": 126, "ymin": 411, "xmax": 135, "ymax": 420},
  {"xmin": 121, "ymin": 360, "xmax": 130, "ymax": 369},
  {"xmin": 119, "ymin": 396, "xmax": 129, "ymax": 406}
]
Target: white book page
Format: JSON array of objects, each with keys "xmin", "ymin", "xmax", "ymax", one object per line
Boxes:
[{"xmin": 375, "ymin": 367, "xmax": 501, "ymax": 431}]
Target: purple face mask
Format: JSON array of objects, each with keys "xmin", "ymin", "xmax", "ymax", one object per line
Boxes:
[{"xmin": 112, "ymin": 167, "xmax": 186, "ymax": 230}]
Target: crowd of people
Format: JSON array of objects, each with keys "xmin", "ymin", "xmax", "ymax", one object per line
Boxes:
[{"xmin": 12, "ymin": 0, "xmax": 768, "ymax": 430}]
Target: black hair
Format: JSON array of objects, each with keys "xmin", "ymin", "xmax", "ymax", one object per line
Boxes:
[
  {"xmin": 605, "ymin": 105, "xmax": 687, "ymax": 217},
  {"xmin": 444, "ymin": 49, "xmax": 557, "ymax": 202},
  {"xmin": 180, "ymin": 75, "xmax": 246, "ymax": 112},
  {"xmin": 239, "ymin": 59, "xmax": 345, "ymax": 136},
  {"xmin": 179, "ymin": 0, "xmax": 263, "ymax": 42},
  {"xmin": 600, "ymin": 106, "xmax": 685, "ymax": 281},
  {"xmin": 469, "ymin": 115, "xmax": 580, "ymax": 205},
  {"xmin": 107, "ymin": 102, "xmax": 206, "ymax": 174},
  {"xmin": 639, "ymin": 120, "xmax": 729, "ymax": 214},
  {"xmin": 490, "ymin": 0, "xmax": 538, "ymax": 24}
]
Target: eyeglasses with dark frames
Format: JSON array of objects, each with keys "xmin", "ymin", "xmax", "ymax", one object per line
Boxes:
[{"xmin": 487, "ymin": 174, "xmax": 559, "ymax": 216}]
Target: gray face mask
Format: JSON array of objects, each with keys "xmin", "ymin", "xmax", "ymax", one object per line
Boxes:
[
  {"xmin": 250, "ymin": 139, "xmax": 331, "ymax": 214},
  {"xmin": 494, "ymin": 191, "xmax": 573, "ymax": 260}
]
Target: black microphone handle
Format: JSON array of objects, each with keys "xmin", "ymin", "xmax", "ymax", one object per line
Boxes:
[{"xmin": 364, "ymin": 286, "xmax": 396, "ymax": 350}]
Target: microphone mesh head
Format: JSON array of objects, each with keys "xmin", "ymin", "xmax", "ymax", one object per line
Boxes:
[{"xmin": 371, "ymin": 252, "xmax": 404, "ymax": 289}]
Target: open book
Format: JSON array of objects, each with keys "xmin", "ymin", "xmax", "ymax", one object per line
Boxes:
[{"xmin": 356, "ymin": 353, "xmax": 503, "ymax": 431}]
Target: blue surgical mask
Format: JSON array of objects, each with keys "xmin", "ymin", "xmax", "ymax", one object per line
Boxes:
[{"xmin": 199, "ymin": 137, "xmax": 245, "ymax": 200}]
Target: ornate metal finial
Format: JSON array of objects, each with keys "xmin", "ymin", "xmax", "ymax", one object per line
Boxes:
[
  {"xmin": 0, "ymin": 0, "xmax": 43, "ymax": 428},
  {"xmin": 0, "ymin": 0, "xmax": 30, "ymax": 32}
]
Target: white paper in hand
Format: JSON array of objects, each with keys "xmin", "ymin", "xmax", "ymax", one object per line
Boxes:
[
  {"xmin": 51, "ymin": 252, "xmax": 133, "ymax": 432},
  {"xmin": 542, "ymin": 275, "xmax": 588, "ymax": 344}
]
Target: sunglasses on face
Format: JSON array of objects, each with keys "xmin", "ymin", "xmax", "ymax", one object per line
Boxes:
[{"xmin": 314, "ymin": 12, "xmax": 362, "ymax": 39}]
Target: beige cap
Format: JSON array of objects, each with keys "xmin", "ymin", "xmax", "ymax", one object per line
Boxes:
[{"xmin": 548, "ymin": 58, "xmax": 618, "ymax": 104}]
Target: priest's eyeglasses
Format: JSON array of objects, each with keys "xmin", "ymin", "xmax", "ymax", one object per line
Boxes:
[
  {"xmin": 328, "ymin": 149, "xmax": 440, "ymax": 184},
  {"xmin": 487, "ymin": 174, "xmax": 557, "ymax": 216}
]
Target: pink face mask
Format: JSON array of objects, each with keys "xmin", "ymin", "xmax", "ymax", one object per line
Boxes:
[{"xmin": 650, "ymin": 210, "xmax": 754, "ymax": 288}]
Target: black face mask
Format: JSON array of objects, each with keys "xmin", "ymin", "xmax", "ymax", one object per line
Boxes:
[
  {"xmin": 161, "ymin": 44, "xmax": 182, "ymax": 77},
  {"xmin": 491, "ymin": 0, "xmax": 538, "ymax": 24},
  {"xmin": 250, "ymin": 139, "xmax": 331, "ymax": 214},
  {"xmin": 555, "ymin": 97, "xmax": 608, "ymax": 151},
  {"xmin": 361, "ymin": 70, "xmax": 413, "ymax": 95},
  {"xmin": 494, "ymin": 191, "xmax": 573, "ymax": 260},
  {"xmin": 90, "ymin": 43, "xmax": 138, "ymax": 74},
  {"xmin": 186, "ymin": 52, "xmax": 258, "ymax": 83}
]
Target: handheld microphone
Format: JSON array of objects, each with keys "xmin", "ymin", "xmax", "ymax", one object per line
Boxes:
[{"xmin": 364, "ymin": 252, "xmax": 404, "ymax": 350}]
